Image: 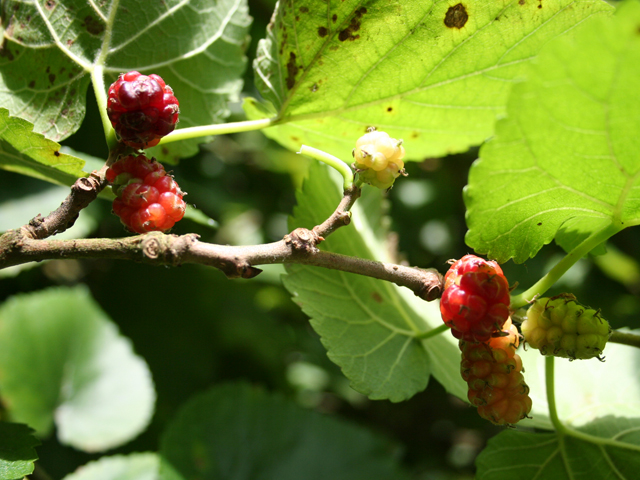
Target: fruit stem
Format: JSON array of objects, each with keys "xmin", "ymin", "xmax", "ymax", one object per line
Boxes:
[
  {"xmin": 545, "ymin": 356, "xmax": 568, "ymax": 435},
  {"xmin": 91, "ymin": 65, "xmax": 118, "ymax": 151},
  {"xmin": 609, "ymin": 330, "xmax": 640, "ymax": 349},
  {"xmin": 415, "ymin": 324, "xmax": 449, "ymax": 340},
  {"xmin": 158, "ymin": 118, "xmax": 278, "ymax": 144},
  {"xmin": 510, "ymin": 222, "xmax": 624, "ymax": 309},
  {"xmin": 298, "ymin": 145, "xmax": 354, "ymax": 190}
]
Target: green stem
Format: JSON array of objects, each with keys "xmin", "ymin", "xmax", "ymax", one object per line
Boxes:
[
  {"xmin": 298, "ymin": 145, "xmax": 354, "ymax": 190},
  {"xmin": 415, "ymin": 324, "xmax": 449, "ymax": 340},
  {"xmin": 545, "ymin": 356, "xmax": 567, "ymax": 434},
  {"xmin": 609, "ymin": 330, "xmax": 640, "ymax": 349},
  {"xmin": 511, "ymin": 222, "xmax": 624, "ymax": 309},
  {"xmin": 158, "ymin": 118, "xmax": 278, "ymax": 145},
  {"xmin": 91, "ymin": 66, "xmax": 118, "ymax": 151}
]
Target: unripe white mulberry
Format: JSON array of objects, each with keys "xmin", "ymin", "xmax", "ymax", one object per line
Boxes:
[{"xmin": 352, "ymin": 128, "xmax": 406, "ymax": 189}]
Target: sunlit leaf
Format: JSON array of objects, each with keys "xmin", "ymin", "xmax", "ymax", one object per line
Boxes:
[
  {"xmin": 465, "ymin": 1, "xmax": 640, "ymax": 263},
  {"xmin": 283, "ymin": 162, "xmax": 465, "ymax": 402},
  {"xmin": 0, "ymin": 108, "xmax": 85, "ymax": 185},
  {"xmin": 247, "ymin": 0, "xmax": 612, "ymax": 160},
  {"xmin": 62, "ymin": 453, "xmax": 159, "ymax": 480},
  {"xmin": 0, "ymin": 286, "xmax": 155, "ymax": 452}
]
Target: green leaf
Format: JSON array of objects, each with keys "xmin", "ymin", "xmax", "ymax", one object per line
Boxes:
[
  {"xmin": 247, "ymin": 0, "xmax": 612, "ymax": 160},
  {"xmin": 465, "ymin": 1, "xmax": 640, "ymax": 263},
  {"xmin": 282, "ymin": 162, "xmax": 466, "ymax": 402},
  {"xmin": 1, "ymin": 0, "xmax": 252, "ymax": 159},
  {"xmin": 62, "ymin": 453, "xmax": 159, "ymax": 480},
  {"xmin": 0, "ymin": 286, "xmax": 155, "ymax": 452},
  {"xmin": 0, "ymin": 422, "xmax": 39, "ymax": 480},
  {"xmin": 0, "ymin": 108, "xmax": 86, "ymax": 185},
  {"xmin": 159, "ymin": 382, "xmax": 410, "ymax": 480},
  {"xmin": 476, "ymin": 416, "xmax": 640, "ymax": 480}
]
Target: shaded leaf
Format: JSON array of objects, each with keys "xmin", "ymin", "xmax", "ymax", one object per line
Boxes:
[
  {"xmin": 62, "ymin": 453, "xmax": 159, "ymax": 480},
  {"xmin": 282, "ymin": 162, "xmax": 465, "ymax": 402},
  {"xmin": 1, "ymin": 0, "xmax": 252, "ymax": 160},
  {"xmin": 0, "ymin": 286, "xmax": 155, "ymax": 452},
  {"xmin": 247, "ymin": 0, "xmax": 612, "ymax": 160},
  {"xmin": 0, "ymin": 422, "xmax": 39, "ymax": 480},
  {"xmin": 159, "ymin": 382, "xmax": 410, "ymax": 480},
  {"xmin": 476, "ymin": 416, "xmax": 640, "ymax": 480},
  {"xmin": 465, "ymin": 1, "xmax": 640, "ymax": 263}
]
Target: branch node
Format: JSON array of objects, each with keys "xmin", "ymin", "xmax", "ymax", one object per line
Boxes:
[
  {"xmin": 284, "ymin": 228, "xmax": 320, "ymax": 253},
  {"xmin": 415, "ymin": 268, "xmax": 444, "ymax": 302}
]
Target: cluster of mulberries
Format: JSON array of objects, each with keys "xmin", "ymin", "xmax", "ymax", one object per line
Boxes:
[
  {"xmin": 441, "ymin": 255, "xmax": 532, "ymax": 426},
  {"xmin": 105, "ymin": 72, "xmax": 185, "ymax": 233},
  {"xmin": 106, "ymin": 155, "xmax": 186, "ymax": 234}
]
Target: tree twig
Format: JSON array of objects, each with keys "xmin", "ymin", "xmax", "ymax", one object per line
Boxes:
[
  {"xmin": 0, "ymin": 168, "xmax": 443, "ymax": 301},
  {"xmin": 0, "ymin": 231, "xmax": 443, "ymax": 301},
  {"xmin": 20, "ymin": 143, "xmax": 130, "ymax": 240}
]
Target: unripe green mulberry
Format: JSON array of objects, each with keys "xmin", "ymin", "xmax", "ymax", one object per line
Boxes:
[
  {"xmin": 521, "ymin": 294, "xmax": 611, "ymax": 360},
  {"xmin": 352, "ymin": 128, "xmax": 406, "ymax": 190}
]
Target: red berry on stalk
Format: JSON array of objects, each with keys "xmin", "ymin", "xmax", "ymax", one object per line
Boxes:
[
  {"xmin": 106, "ymin": 154, "xmax": 186, "ymax": 233},
  {"xmin": 440, "ymin": 255, "xmax": 510, "ymax": 343},
  {"xmin": 107, "ymin": 71, "xmax": 179, "ymax": 149}
]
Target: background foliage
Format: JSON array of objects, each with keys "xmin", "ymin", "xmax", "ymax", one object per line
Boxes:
[{"xmin": 1, "ymin": 0, "xmax": 639, "ymax": 479}]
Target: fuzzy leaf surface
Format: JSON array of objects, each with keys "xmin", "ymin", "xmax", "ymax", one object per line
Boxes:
[
  {"xmin": 0, "ymin": 108, "xmax": 86, "ymax": 185},
  {"xmin": 0, "ymin": 286, "xmax": 155, "ymax": 452},
  {"xmin": 62, "ymin": 453, "xmax": 159, "ymax": 480},
  {"xmin": 0, "ymin": 0, "xmax": 251, "ymax": 161},
  {"xmin": 0, "ymin": 422, "xmax": 39, "ymax": 480},
  {"xmin": 465, "ymin": 1, "xmax": 640, "ymax": 263},
  {"xmin": 159, "ymin": 382, "xmax": 409, "ymax": 480},
  {"xmin": 282, "ymin": 162, "xmax": 465, "ymax": 402},
  {"xmin": 247, "ymin": 0, "xmax": 612, "ymax": 160},
  {"xmin": 476, "ymin": 416, "xmax": 640, "ymax": 480}
]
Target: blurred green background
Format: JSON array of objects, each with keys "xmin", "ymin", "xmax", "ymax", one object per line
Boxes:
[{"xmin": 1, "ymin": 0, "xmax": 638, "ymax": 478}]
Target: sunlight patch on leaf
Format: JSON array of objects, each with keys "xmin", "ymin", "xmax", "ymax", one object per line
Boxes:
[
  {"xmin": 247, "ymin": 0, "xmax": 612, "ymax": 160},
  {"xmin": 0, "ymin": 286, "xmax": 156, "ymax": 452},
  {"xmin": 0, "ymin": 108, "xmax": 85, "ymax": 185}
]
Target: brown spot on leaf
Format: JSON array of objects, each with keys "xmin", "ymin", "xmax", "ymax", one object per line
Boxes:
[
  {"xmin": 444, "ymin": 3, "xmax": 468, "ymax": 29},
  {"xmin": 48, "ymin": 73, "xmax": 56, "ymax": 84},
  {"xmin": 371, "ymin": 292, "xmax": 383, "ymax": 303},
  {"xmin": 519, "ymin": 0, "xmax": 525, "ymax": 4},
  {"xmin": 45, "ymin": 0, "xmax": 56, "ymax": 9},
  {"xmin": 291, "ymin": 136, "xmax": 300, "ymax": 143},
  {"xmin": 300, "ymin": 6, "xmax": 309, "ymax": 13},
  {"xmin": 28, "ymin": 80, "xmax": 35, "ymax": 88},
  {"xmin": 318, "ymin": 26, "xmax": 328, "ymax": 37},
  {"xmin": 286, "ymin": 52, "xmax": 299, "ymax": 89},
  {"xmin": 54, "ymin": 150, "xmax": 60, "ymax": 157},
  {"xmin": 537, "ymin": 222, "xmax": 542, "ymax": 226},
  {"xmin": 295, "ymin": 15, "xmax": 300, "ymax": 21},
  {"xmin": 387, "ymin": 107, "xmax": 393, "ymax": 112},
  {"xmin": 338, "ymin": 7, "xmax": 366, "ymax": 42},
  {"xmin": 83, "ymin": 15, "xmax": 104, "ymax": 35},
  {"xmin": 332, "ymin": 14, "xmax": 338, "ymax": 23}
]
